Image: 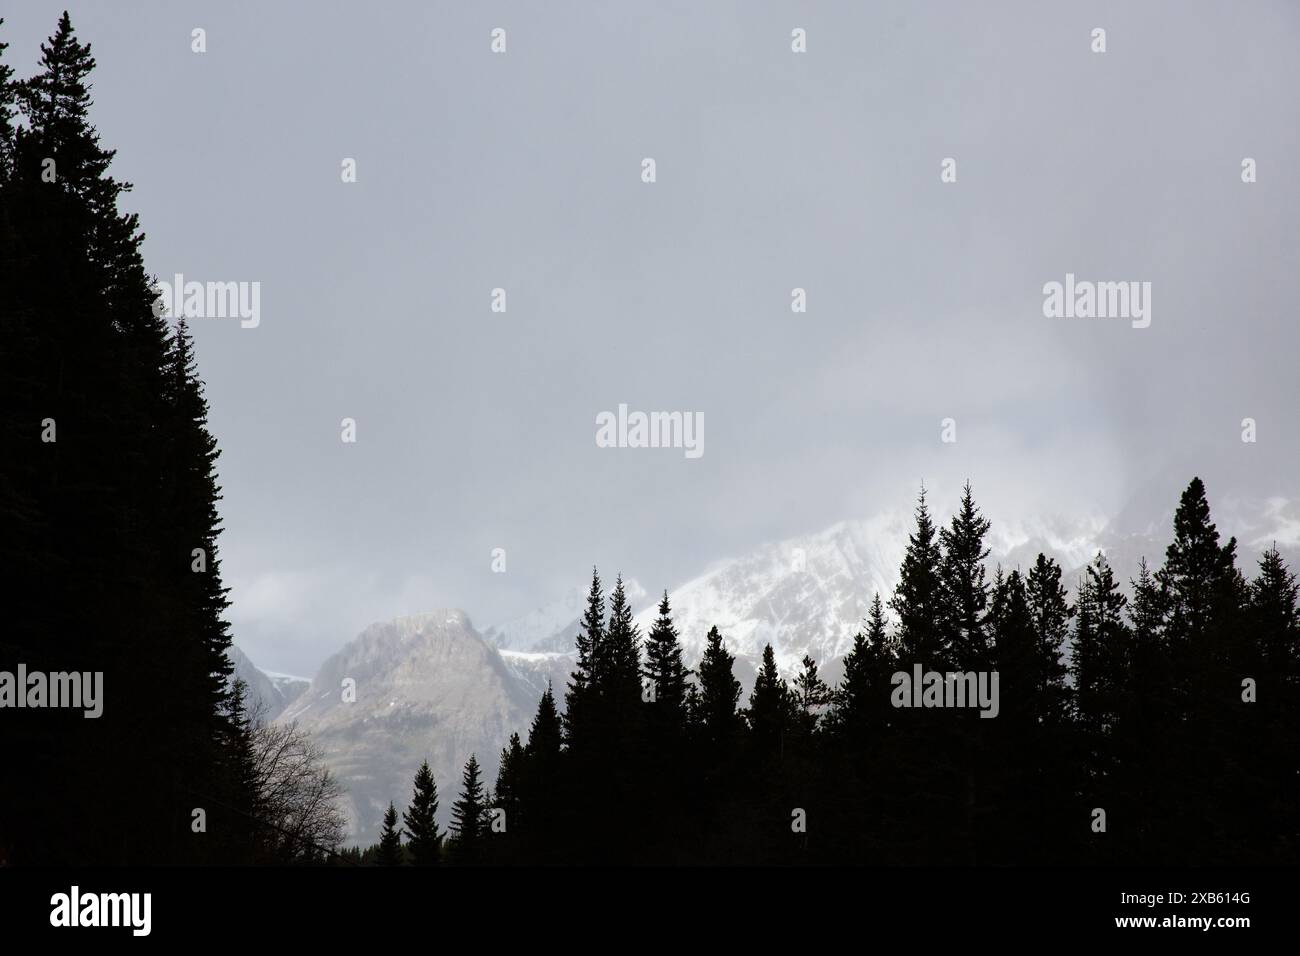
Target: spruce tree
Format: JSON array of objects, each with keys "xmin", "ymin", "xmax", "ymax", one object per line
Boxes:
[
  {"xmin": 891, "ymin": 487, "xmax": 948, "ymax": 669},
  {"xmin": 402, "ymin": 760, "xmax": 441, "ymax": 865},
  {"xmin": 526, "ymin": 683, "xmax": 563, "ymax": 763},
  {"xmin": 221, "ymin": 679, "xmax": 262, "ymax": 862},
  {"xmin": 1071, "ymin": 550, "xmax": 1132, "ymax": 861},
  {"xmin": 695, "ymin": 626, "xmax": 742, "ymax": 746},
  {"xmin": 643, "ymin": 590, "xmax": 690, "ymax": 730},
  {"xmin": 601, "ymin": 574, "xmax": 644, "ymax": 720},
  {"xmin": 939, "ymin": 482, "xmax": 993, "ymax": 669},
  {"xmin": 1127, "ymin": 557, "xmax": 1170, "ymax": 705},
  {"xmin": 449, "ymin": 754, "xmax": 489, "ymax": 863},
  {"xmin": 493, "ymin": 734, "xmax": 524, "ymax": 834},
  {"xmin": 1147, "ymin": 480, "xmax": 1254, "ymax": 860},
  {"xmin": 834, "ymin": 634, "xmax": 872, "ymax": 739},
  {"xmin": 520, "ymin": 685, "xmax": 563, "ymax": 858},
  {"xmin": 1158, "ymin": 477, "xmax": 1243, "ymax": 686},
  {"xmin": 1249, "ymin": 547, "xmax": 1300, "ymax": 857},
  {"xmin": 832, "ymin": 593, "xmax": 895, "ymax": 738},
  {"xmin": 1025, "ymin": 553, "xmax": 1072, "ymax": 723},
  {"xmin": 1073, "ymin": 553, "xmax": 1129, "ymax": 736},
  {"xmin": 1, "ymin": 13, "xmax": 245, "ymax": 863},
  {"xmin": 377, "ymin": 802, "xmax": 403, "ymax": 866},
  {"xmin": 564, "ymin": 568, "xmax": 604, "ymax": 750},
  {"xmin": 792, "ymin": 654, "xmax": 831, "ymax": 735},
  {"xmin": 747, "ymin": 644, "xmax": 794, "ymax": 754},
  {"xmin": 1252, "ymin": 547, "xmax": 1299, "ymax": 685},
  {"xmin": 888, "ymin": 489, "xmax": 969, "ymax": 862},
  {"xmin": 992, "ymin": 570, "xmax": 1038, "ymax": 726}
]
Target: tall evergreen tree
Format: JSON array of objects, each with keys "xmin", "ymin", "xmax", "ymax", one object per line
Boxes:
[
  {"xmin": 402, "ymin": 760, "xmax": 441, "ymax": 865},
  {"xmin": 891, "ymin": 487, "xmax": 948, "ymax": 669},
  {"xmin": 563, "ymin": 568, "xmax": 604, "ymax": 749},
  {"xmin": 832, "ymin": 593, "xmax": 895, "ymax": 738},
  {"xmin": 1158, "ymin": 477, "xmax": 1244, "ymax": 690},
  {"xmin": 792, "ymin": 655, "xmax": 831, "ymax": 736},
  {"xmin": 527, "ymin": 683, "xmax": 563, "ymax": 762},
  {"xmin": 449, "ymin": 754, "xmax": 489, "ymax": 863},
  {"xmin": 0, "ymin": 13, "xmax": 248, "ymax": 863},
  {"xmin": 220, "ymin": 678, "xmax": 262, "ymax": 862},
  {"xmin": 600, "ymin": 574, "xmax": 644, "ymax": 719},
  {"xmin": 940, "ymin": 482, "xmax": 993, "ymax": 669},
  {"xmin": 1152, "ymin": 479, "xmax": 1252, "ymax": 860},
  {"xmin": 493, "ymin": 733, "xmax": 525, "ymax": 837},
  {"xmin": 1249, "ymin": 546, "xmax": 1300, "ymax": 857},
  {"xmin": 643, "ymin": 590, "xmax": 690, "ymax": 731},
  {"xmin": 992, "ymin": 570, "xmax": 1038, "ymax": 726},
  {"xmin": 377, "ymin": 802, "xmax": 403, "ymax": 866},
  {"xmin": 1025, "ymin": 553, "xmax": 1072, "ymax": 723},
  {"xmin": 1073, "ymin": 553, "xmax": 1129, "ymax": 736},
  {"xmin": 1252, "ymin": 547, "xmax": 1300, "ymax": 685},
  {"xmin": 747, "ymin": 644, "xmax": 794, "ymax": 754},
  {"xmin": 694, "ymin": 626, "xmax": 742, "ymax": 746},
  {"xmin": 520, "ymin": 685, "xmax": 563, "ymax": 857}
]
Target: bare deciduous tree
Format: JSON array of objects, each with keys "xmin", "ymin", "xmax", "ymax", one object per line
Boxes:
[{"xmin": 247, "ymin": 701, "xmax": 347, "ymax": 862}]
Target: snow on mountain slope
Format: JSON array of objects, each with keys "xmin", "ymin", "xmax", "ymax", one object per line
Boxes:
[
  {"xmin": 633, "ymin": 509, "xmax": 1109, "ymax": 676},
  {"xmin": 633, "ymin": 512, "xmax": 910, "ymax": 675},
  {"xmin": 487, "ymin": 579, "xmax": 650, "ymax": 653},
  {"xmin": 481, "ymin": 587, "xmax": 587, "ymax": 650},
  {"xmin": 280, "ymin": 610, "xmax": 541, "ymax": 846},
  {"xmin": 499, "ymin": 649, "xmax": 573, "ymax": 700},
  {"xmin": 268, "ymin": 491, "xmax": 1296, "ymax": 849},
  {"xmin": 227, "ymin": 645, "xmax": 309, "ymax": 721}
]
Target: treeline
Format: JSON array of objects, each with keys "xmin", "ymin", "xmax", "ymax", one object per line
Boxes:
[
  {"xmin": 0, "ymin": 14, "xmax": 338, "ymax": 865},
  {"xmin": 376, "ymin": 479, "xmax": 1298, "ymax": 865}
]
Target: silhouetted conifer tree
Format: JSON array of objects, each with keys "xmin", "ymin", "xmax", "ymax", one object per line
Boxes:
[
  {"xmin": 792, "ymin": 655, "xmax": 830, "ymax": 736},
  {"xmin": 519, "ymin": 685, "xmax": 563, "ymax": 859},
  {"xmin": 940, "ymin": 482, "xmax": 992, "ymax": 669},
  {"xmin": 1025, "ymin": 554, "xmax": 1072, "ymax": 722},
  {"xmin": 600, "ymin": 574, "xmax": 644, "ymax": 723},
  {"xmin": 492, "ymin": 733, "xmax": 524, "ymax": 851},
  {"xmin": 1073, "ymin": 553, "xmax": 1129, "ymax": 736},
  {"xmin": 695, "ymin": 626, "xmax": 742, "ymax": 747},
  {"xmin": 832, "ymin": 593, "xmax": 895, "ymax": 738},
  {"xmin": 564, "ymin": 569, "xmax": 604, "ymax": 750},
  {"xmin": 644, "ymin": 590, "xmax": 690, "ymax": 732},
  {"xmin": 403, "ymin": 760, "xmax": 441, "ymax": 865},
  {"xmin": 892, "ymin": 487, "xmax": 948, "ymax": 669},
  {"xmin": 747, "ymin": 644, "xmax": 794, "ymax": 755},
  {"xmin": 449, "ymin": 755, "xmax": 489, "ymax": 863},
  {"xmin": 527, "ymin": 684, "xmax": 563, "ymax": 762},
  {"xmin": 377, "ymin": 803, "xmax": 403, "ymax": 866},
  {"xmin": 0, "ymin": 13, "xmax": 250, "ymax": 863}
]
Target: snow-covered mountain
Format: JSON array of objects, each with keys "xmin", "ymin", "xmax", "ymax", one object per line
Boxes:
[
  {"xmin": 477, "ymin": 507, "xmax": 1115, "ymax": 684},
  {"xmin": 487, "ymin": 578, "xmax": 651, "ymax": 653},
  {"xmin": 227, "ymin": 645, "xmax": 309, "ymax": 721},
  {"xmin": 480, "ymin": 587, "xmax": 587, "ymax": 651},
  {"xmin": 278, "ymin": 611, "xmax": 549, "ymax": 846},
  {"xmin": 626, "ymin": 509, "xmax": 1112, "ymax": 677},
  {"xmin": 264, "ymin": 490, "xmax": 1298, "ymax": 849}
]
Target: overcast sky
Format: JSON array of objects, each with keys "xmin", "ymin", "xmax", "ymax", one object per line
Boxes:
[{"xmin": 7, "ymin": 2, "xmax": 1298, "ymax": 674}]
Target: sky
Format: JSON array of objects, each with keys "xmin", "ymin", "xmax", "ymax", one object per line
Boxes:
[{"xmin": 6, "ymin": 2, "xmax": 1298, "ymax": 675}]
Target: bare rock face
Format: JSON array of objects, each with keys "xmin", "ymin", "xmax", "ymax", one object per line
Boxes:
[{"xmin": 279, "ymin": 610, "xmax": 545, "ymax": 846}]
